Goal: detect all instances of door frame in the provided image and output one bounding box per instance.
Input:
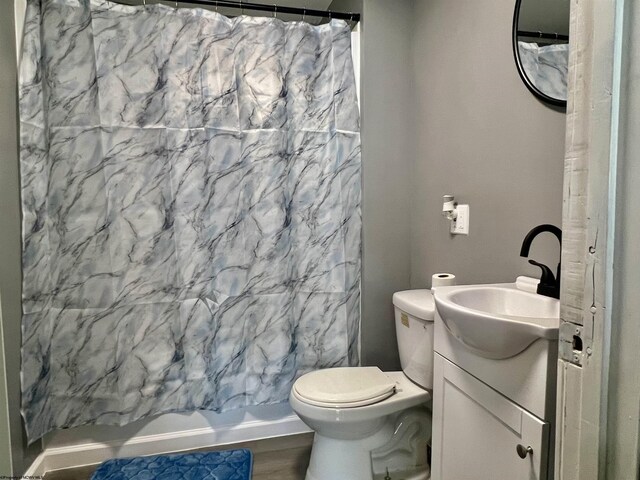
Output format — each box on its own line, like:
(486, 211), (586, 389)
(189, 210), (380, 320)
(556, 0), (640, 478)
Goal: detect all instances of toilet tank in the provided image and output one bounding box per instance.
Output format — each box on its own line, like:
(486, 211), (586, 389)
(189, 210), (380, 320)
(393, 289), (435, 390)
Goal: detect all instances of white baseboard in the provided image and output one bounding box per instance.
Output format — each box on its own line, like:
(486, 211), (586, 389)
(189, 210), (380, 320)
(24, 414), (310, 476)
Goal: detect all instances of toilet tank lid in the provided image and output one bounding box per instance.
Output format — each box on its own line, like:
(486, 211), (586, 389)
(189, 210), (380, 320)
(392, 289), (435, 321)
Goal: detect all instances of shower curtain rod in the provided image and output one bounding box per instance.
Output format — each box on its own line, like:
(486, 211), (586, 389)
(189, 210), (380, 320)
(125, 0), (360, 22)
(517, 30), (569, 41)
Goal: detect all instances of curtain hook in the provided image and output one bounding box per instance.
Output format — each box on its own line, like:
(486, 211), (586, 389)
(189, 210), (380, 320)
(273, 4), (277, 18)
(215, 1), (218, 12)
(142, 0), (146, 6)
(240, 0), (244, 15)
(175, 0), (178, 8)
(302, 8), (306, 22)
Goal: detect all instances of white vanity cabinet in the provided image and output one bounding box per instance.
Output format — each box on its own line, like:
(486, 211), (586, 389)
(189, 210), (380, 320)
(431, 354), (550, 480)
(431, 285), (559, 480)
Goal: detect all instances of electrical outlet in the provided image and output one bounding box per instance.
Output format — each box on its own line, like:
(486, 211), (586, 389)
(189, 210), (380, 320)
(450, 204), (469, 235)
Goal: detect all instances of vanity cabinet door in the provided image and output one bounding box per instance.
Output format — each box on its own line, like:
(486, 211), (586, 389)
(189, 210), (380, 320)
(432, 354), (550, 480)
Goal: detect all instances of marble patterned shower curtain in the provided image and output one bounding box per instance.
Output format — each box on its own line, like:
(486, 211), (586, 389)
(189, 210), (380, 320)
(19, 0), (360, 441)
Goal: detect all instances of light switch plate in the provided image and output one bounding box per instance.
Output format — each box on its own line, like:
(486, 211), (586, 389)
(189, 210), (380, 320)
(450, 204), (469, 235)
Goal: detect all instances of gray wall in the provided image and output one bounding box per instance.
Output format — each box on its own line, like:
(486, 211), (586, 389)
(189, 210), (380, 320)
(0, 2), (40, 474)
(330, 0), (415, 370)
(358, 0), (415, 371)
(410, 0), (565, 289)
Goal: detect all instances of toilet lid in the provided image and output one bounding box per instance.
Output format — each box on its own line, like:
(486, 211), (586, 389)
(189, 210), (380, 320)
(293, 367), (396, 408)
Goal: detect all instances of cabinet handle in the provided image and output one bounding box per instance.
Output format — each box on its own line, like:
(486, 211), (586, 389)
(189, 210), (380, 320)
(516, 444), (534, 459)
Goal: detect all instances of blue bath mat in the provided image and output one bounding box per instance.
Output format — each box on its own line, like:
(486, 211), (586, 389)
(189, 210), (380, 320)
(90, 449), (253, 480)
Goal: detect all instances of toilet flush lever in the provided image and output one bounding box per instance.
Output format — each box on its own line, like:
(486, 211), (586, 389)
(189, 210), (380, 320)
(516, 444), (534, 459)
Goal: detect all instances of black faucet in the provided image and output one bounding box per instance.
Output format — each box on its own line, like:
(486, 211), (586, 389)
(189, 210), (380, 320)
(520, 224), (562, 299)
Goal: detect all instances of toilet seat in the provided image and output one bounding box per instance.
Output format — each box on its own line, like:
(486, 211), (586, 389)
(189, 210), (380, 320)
(293, 367), (396, 408)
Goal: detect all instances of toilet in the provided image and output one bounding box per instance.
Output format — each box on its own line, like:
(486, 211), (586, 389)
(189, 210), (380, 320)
(289, 289), (435, 480)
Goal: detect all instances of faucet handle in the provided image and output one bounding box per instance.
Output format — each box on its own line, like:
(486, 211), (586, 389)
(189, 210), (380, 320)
(528, 259), (556, 285)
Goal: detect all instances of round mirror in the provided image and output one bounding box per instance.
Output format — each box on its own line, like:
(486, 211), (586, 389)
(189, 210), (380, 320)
(512, 0), (570, 107)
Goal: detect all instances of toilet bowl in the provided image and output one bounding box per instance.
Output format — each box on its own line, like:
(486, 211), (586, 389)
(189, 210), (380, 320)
(290, 290), (435, 480)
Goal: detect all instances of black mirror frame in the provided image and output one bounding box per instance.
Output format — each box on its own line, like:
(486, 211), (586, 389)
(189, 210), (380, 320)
(512, 0), (568, 108)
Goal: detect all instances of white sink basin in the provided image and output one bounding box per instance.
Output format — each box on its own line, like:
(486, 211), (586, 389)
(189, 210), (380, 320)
(433, 283), (560, 359)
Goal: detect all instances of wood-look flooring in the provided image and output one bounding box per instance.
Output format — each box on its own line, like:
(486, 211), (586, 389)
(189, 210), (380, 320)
(43, 433), (314, 480)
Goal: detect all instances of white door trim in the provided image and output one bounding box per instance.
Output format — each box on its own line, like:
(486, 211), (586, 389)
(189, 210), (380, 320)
(556, 0), (636, 478)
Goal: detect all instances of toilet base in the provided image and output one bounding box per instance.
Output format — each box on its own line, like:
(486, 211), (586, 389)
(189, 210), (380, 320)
(304, 407), (431, 480)
(305, 430), (390, 480)
(373, 468), (430, 480)
(307, 468), (429, 480)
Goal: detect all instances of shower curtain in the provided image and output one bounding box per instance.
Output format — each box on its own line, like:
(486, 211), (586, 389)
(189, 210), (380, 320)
(19, 0), (360, 441)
